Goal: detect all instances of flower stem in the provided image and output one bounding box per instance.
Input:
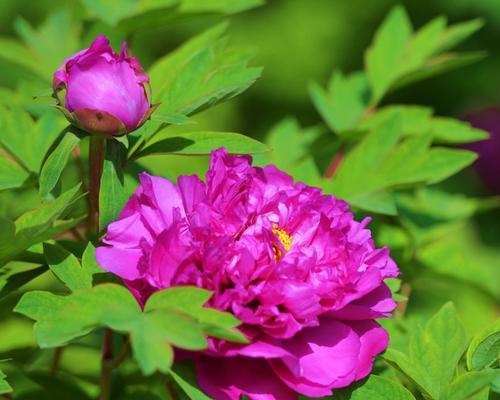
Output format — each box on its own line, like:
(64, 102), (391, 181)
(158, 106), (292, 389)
(99, 328), (113, 400)
(88, 136), (106, 235)
(51, 347), (64, 373)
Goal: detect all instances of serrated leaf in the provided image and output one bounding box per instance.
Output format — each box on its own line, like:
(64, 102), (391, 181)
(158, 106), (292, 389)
(99, 141), (128, 232)
(384, 302), (467, 399)
(0, 184), (83, 267)
(467, 320), (500, 371)
(43, 243), (92, 291)
(309, 71), (369, 133)
(39, 128), (82, 198)
(135, 131), (269, 159)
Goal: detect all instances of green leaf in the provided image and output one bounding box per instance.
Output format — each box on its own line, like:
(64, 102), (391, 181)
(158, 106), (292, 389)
(78, 0), (138, 26)
(81, 242), (106, 276)
(43, 243), (92, 291)
(171, 363), (211, 400)
(443, 369), (498, 400)
(0, 265), (48, 302)
(0, 184), (83, 267)
(467, 320), (500, 371)
(365, 5), (412, 103)
(150, 113), (195, 126)
(384, 302), (467, 399)
(145, 287), (248, 344)
(16, 284), (245, 375)
(255, 118), (322, 187)
(149, 23), (261, 118)
(136, 131), (269, 159)
(309, 71), (369, 133)
(39, 128), (82, 198)
(0, 369), (12, 394)
(0, 157), (30, 191)
(0, 107), (65, 174)
(99, 141), (128, 232)
(365, 7), (482, 104)
(340, 375), (416, 400)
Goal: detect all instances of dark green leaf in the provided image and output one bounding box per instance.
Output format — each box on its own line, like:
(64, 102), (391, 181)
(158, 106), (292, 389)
(39, 128), (82, 198)
(99, 141), (128, 232)
(171, 363), (211, 400)
(0, 184), (83, 267)
(0, 265), (48, 302)
(338, 375), (416, 400)
(150, 112), (195, 125)
(136, 131), (269, 159)
(467, 320), (500, 371)
(384, 302), (467, 399)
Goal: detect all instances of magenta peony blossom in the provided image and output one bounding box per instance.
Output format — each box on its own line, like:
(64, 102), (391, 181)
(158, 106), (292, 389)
(53, 35), (152, 136)
(463, 107), (500, 194)
(96, 148), (399, 399)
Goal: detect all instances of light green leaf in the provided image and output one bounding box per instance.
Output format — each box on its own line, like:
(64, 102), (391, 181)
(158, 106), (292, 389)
(39, 128), (82, 198)
(136, 131), (269, 159)
(0, 37), (44, 78)
(43, 243), (92, 291)
(342, 375), (416, 400)
(149, 23), (261, 118)
(171, 364), (211, 400)
(384, 302), (467, 399)
(467, 320), (500, 371)
(256, 118), (322, 187)
(0, 184), (83, 267)
(365, 5), (412, 103)
(443, 369), (498, 400)
(0, 157), (30, 191)
(78, 0), (138, 26)
(0, 369), (12, 395)
(82, 242), (106, 276)
(99, 141), (129, 232)
(146, 287), (248, 344)
(0, 265), (48, 302)
(309, 71), (369, 133)
(180, 0), (263, 14)
(365, 7), (482, 103)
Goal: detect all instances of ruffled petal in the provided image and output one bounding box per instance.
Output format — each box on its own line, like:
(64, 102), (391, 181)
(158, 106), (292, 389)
(196, 356), (296, 400)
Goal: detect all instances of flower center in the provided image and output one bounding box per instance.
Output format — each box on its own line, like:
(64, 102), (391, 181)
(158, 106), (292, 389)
(272, 223), (292, 260)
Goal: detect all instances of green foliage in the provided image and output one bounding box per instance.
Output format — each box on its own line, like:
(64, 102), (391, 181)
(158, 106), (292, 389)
(467, 320), (500, 371)
(15, 284), (245, 375)
(384, 303), (477, 400)
(39, 128), (83, 198)
(365, 6), (483, 104)
(0, 2), (497, 399)
(0, 184), (83, 267)
(0, 369), (12, 394)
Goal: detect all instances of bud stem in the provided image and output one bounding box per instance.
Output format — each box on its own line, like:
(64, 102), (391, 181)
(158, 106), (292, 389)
(88, 136), (106, 235)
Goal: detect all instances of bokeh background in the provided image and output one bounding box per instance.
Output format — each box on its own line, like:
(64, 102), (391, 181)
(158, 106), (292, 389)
(0, 1), (498, 398)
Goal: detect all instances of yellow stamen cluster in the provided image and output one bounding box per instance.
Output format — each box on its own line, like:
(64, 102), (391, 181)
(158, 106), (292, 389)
(272, 223), (293, 259)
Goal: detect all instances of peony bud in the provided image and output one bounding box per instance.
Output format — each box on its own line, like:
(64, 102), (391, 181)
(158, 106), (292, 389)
(53, 35), (153, 136)
(463, 108), (500, 195)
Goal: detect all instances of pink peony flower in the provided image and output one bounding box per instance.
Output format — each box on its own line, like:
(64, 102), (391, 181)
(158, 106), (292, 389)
(96, 148), (399, 399)
(53, 35), (152, 136)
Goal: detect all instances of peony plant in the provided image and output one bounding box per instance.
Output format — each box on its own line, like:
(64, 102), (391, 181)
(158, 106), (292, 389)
(1, 4), (498, 400)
